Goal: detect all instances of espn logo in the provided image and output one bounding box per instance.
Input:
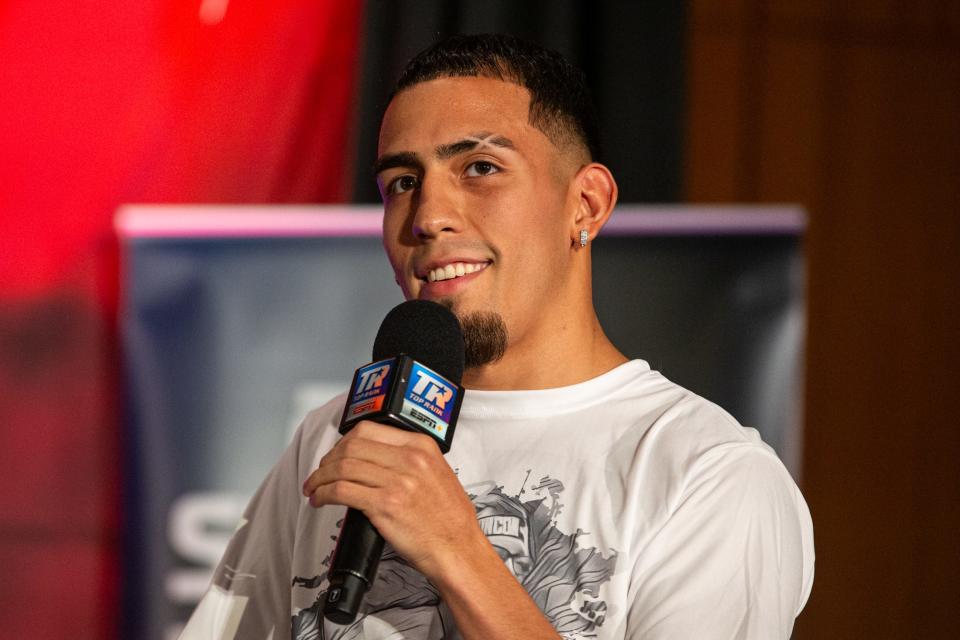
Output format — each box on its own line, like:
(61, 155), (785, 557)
(350, 397), (383, 415)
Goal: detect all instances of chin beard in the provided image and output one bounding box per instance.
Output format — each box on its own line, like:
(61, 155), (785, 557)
(460, 311), (508, 368)
(437, 300), (508, 369)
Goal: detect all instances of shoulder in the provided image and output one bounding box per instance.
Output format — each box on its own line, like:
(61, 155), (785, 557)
(640, 377), (803, 524)
(299, 392), (348, 436)
(613, 368), (813, 557)
(620, 372), (815, 619)
(603, 369), (782, 484)
(291, 392), (348, 473)
(610, 366), (775, 475)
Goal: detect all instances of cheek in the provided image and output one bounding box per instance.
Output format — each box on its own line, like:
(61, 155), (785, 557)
(382, 209), (410, 261)
(382, 209), (403, 245)
(381, 237), (410, 290)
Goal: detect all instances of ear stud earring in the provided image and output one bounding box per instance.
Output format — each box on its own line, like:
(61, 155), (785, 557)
(580, 229), (589, 247)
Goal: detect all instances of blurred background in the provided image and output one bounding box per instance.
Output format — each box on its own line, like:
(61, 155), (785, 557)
(1, 1), (957, 638)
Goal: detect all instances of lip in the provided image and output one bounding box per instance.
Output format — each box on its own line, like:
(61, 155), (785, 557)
(415, 257), (491, 280)
(415, 259), (490, 299)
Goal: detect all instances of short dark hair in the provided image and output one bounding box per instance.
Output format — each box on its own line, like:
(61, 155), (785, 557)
(395, 34), (601, 162)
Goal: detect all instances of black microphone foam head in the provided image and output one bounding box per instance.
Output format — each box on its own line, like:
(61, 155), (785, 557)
(372, 300), (465, 384)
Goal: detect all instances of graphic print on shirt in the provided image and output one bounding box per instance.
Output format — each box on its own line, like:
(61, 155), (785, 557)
(466, 474), (617, 637)
(291, 472), (617, 639)
(291, 521), (450, 640)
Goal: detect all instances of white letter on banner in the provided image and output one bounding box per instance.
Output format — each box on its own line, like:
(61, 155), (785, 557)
(166, 492), (247, 604)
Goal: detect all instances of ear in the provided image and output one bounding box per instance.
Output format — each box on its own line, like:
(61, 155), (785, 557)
(569, 162), (618, 249)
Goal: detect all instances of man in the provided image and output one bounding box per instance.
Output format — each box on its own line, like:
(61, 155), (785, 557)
(181, 34), (814, 640)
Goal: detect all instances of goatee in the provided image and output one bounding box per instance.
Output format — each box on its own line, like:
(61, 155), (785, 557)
(437, 300), (508, 369)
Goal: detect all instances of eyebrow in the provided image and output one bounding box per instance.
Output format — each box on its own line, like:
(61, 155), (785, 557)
(373, 151), (421, 176)
(373, 132), (516, 175)
(436, 133), (516, 159)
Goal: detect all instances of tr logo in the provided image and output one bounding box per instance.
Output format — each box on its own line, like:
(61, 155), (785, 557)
(356, 364), (390, 394)
(411, 369), (453, 409)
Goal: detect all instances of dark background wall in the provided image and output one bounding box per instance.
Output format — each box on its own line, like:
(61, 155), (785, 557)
(349, 1), (686, 203)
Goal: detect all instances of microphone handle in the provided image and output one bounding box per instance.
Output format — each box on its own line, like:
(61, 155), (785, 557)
(323, 507), (385, 624)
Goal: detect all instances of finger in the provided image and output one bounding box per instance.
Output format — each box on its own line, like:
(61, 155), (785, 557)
(308, 477), (381, 511)
(316, 426), (439, 476)
(304, 432), (426, 496)
(307, 464), (422, 514)
(317, 432), (407, 471)
(347, 420), (439, 451)
(302, 455), (393, 497)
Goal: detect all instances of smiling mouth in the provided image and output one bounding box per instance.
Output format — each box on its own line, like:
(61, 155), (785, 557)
(425, 262), (490, 283)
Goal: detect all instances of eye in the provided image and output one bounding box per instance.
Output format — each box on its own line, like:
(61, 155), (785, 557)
(464, 160), (500, 178)
(387, 174), (419, 195)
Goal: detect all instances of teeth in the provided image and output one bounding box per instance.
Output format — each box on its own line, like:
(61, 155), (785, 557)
(426, 262), (487, 282)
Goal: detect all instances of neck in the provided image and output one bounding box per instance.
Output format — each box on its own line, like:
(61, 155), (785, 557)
(461, 307), (627, 391)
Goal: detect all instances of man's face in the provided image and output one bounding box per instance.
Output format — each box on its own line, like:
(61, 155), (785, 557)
(376, 76), (578, 354)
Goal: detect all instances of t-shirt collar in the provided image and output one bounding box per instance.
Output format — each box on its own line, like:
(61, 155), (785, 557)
(458, 359), (651, 420)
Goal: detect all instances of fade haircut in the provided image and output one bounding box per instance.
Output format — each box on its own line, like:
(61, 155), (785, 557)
(395, 33), (601, 162)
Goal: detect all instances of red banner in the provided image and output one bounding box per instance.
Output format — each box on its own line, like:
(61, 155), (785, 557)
(0, 3), (362, 637)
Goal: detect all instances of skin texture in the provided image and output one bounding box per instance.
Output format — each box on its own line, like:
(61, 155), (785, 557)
(303, 75), (625, 639)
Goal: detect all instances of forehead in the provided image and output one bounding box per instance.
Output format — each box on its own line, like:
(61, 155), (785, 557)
(378, 76), (551, 155)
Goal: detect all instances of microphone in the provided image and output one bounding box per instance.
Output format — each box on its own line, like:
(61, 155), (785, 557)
(322, 300), (466, 624)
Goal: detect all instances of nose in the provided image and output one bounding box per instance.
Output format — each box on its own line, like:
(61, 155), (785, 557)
(411, 173), (462, 241)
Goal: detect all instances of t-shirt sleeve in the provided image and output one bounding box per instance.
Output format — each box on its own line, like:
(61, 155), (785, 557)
(178, 423), (306, 640)
(626, 444), (815, 640)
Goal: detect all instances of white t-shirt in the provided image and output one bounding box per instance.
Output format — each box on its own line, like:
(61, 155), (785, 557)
(182, 360), (814, 640)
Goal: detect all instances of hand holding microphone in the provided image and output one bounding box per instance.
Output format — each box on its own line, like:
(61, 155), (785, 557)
(301, 300), (472, 624)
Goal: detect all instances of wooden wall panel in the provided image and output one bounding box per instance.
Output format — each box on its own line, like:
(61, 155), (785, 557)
(686, 2), (960, 637)
(754, 38), (825, 203)
(684, 29), (746, 200)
